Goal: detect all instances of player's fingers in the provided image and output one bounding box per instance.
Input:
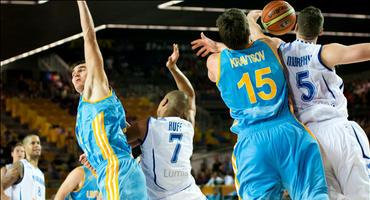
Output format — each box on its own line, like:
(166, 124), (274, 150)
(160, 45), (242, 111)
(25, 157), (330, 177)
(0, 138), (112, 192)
(201, 49), (210, 57)
(201, 32), (206, 39)
(196, 46), (207, 57)
(191, 40), (203, 49)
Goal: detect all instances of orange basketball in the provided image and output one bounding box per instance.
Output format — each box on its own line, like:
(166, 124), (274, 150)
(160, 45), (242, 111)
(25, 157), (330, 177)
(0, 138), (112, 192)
(261, 1), (296, 35)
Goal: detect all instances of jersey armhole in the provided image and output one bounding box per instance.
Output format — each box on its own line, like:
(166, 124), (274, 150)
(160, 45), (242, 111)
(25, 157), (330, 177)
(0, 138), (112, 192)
(318, 46), (333, 71)
(13, 161), (24, 185)
(139, 117), (151, 146)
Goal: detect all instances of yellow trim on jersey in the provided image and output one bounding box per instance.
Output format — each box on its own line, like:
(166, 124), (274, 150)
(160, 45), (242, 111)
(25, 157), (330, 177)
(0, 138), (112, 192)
(92, 115), (108, 159)
(100, 113), (120, 200)
(231, 153), (242, 200)
(216, 53), (221, 86)
(82, 90), (113, 104)
(72, 166), (85, 192)
(287, 108), (317, 140)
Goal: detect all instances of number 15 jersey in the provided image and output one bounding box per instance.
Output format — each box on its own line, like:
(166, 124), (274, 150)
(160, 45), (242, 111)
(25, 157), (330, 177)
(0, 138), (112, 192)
(217, 39), (290, 134)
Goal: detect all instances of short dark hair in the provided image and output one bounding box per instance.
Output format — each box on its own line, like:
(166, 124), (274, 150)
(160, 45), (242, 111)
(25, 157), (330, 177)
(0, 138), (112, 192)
(11, 142), (23, 152)
(71, 60), (86, 69)
(164, 90), (188, 119)
(216, 8), (250, 50)
(297, 6), (324, 39)
(23, 134), (39, 145)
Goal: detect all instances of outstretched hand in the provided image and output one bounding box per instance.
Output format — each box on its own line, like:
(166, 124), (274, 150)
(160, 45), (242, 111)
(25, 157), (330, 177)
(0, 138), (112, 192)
(191, 32), (218, 57)
(166, 43), (180, 70)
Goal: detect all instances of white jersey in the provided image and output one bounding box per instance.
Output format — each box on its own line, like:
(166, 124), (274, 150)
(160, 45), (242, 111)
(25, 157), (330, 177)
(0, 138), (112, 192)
(11, 159), (45, 200)
(140, 117), (205, 200)
(279, 39), (348, 124)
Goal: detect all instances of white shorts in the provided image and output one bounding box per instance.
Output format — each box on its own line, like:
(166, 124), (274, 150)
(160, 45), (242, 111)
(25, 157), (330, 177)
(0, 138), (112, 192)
(149, 183), (206, 200)
(307, 118), (370, 200)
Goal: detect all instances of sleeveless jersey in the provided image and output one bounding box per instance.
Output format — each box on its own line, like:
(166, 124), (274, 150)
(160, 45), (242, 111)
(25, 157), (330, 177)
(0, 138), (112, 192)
(66, 166), (99, 200)
(140, 117), (198, 199)
(279, 39), (348, 124)
(11, 159), (45, 200)
(217, 39), (290, 133)
(76, 90), (131, 170)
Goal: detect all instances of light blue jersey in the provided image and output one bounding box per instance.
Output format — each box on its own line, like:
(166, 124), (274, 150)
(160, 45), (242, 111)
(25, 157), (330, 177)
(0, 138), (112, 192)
(217, 39), (290, 133)
(76, 90), (131, 170)
(66, 166), (99, 200)
(216, 39), (328, 199)
(76, 90), (148, 200)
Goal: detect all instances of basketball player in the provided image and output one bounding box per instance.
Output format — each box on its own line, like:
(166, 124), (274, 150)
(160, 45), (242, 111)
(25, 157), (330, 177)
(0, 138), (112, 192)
(54, 166), (101, 200)
(0, 134), (45, 200)
(245, 7), (370, 200)
(191, 8), (329, 199)
(72, 1), (147, 199)
(0, 142), (25, 199)
(126, 44), (206, 200)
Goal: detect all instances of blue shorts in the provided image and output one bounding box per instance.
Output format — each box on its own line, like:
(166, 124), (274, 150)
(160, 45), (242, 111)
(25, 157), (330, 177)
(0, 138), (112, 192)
(232, 115), (328, 199)
(96, 156), (148, 200)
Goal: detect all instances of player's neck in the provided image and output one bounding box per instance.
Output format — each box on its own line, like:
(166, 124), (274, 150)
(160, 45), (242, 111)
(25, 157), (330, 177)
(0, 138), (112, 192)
(28, 157), (39, 168)
(296, 35), (318, 44)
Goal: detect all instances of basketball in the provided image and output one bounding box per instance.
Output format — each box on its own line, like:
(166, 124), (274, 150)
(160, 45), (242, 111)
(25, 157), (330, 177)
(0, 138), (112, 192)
(261, 1), (296, 35)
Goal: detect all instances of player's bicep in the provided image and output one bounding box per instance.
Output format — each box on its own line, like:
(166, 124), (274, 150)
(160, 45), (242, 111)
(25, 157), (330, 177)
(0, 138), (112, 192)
(206, 53), (220, 83)
(55, 167), (83, 199)
(321, 43), (370, 68)
(84, 40), (109, 88)
(1, 162), (23, 189)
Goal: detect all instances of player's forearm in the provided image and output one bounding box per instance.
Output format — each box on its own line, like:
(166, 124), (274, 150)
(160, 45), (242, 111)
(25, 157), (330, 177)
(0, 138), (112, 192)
(54, 192), (68, 200)
(77, 1), (97, 42)
(247, 16), (265, 41)
(169, 65), (195, 98)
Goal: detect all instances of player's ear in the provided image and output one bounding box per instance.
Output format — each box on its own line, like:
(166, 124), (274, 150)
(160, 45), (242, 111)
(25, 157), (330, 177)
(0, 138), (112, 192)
(294, 23), (298, 32)
(318, 28), (324, 36)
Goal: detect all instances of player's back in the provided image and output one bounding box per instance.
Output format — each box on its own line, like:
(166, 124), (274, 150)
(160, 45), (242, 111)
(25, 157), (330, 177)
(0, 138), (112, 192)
(11, 159), (45, 200)
(217, 39), (290, 134)
(66, 166), (99, 200)
(140, 117), (203, 200)
(279, 40), (348, 125)
(76, 90), (131, 171)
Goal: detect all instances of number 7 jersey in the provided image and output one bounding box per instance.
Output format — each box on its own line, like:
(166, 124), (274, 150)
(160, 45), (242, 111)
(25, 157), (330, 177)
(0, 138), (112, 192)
(140, 117), (204, 200)
(218, 39), (290, 134)
(279, 39), (348, 125)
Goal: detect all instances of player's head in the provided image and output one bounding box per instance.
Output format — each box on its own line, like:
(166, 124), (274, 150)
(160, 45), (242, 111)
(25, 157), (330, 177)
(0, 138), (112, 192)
(157, 90), (188, 118)
(296, 6), (324, 40)
(10, 142), (25, 163)
(216, 8), (250, 50)
(72, 61), (87, 94)
(23, 134), (42, 160)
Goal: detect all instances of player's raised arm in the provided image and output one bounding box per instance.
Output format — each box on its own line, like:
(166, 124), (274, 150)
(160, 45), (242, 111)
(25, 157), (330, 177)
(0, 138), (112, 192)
(321, 43), (370, 69)
(246, 10), (283, 48)
(166, 44), (196, 125)
(77, 1), (109, 100)
(54, 167), (84, 200)
(191, 32), (227, 57)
